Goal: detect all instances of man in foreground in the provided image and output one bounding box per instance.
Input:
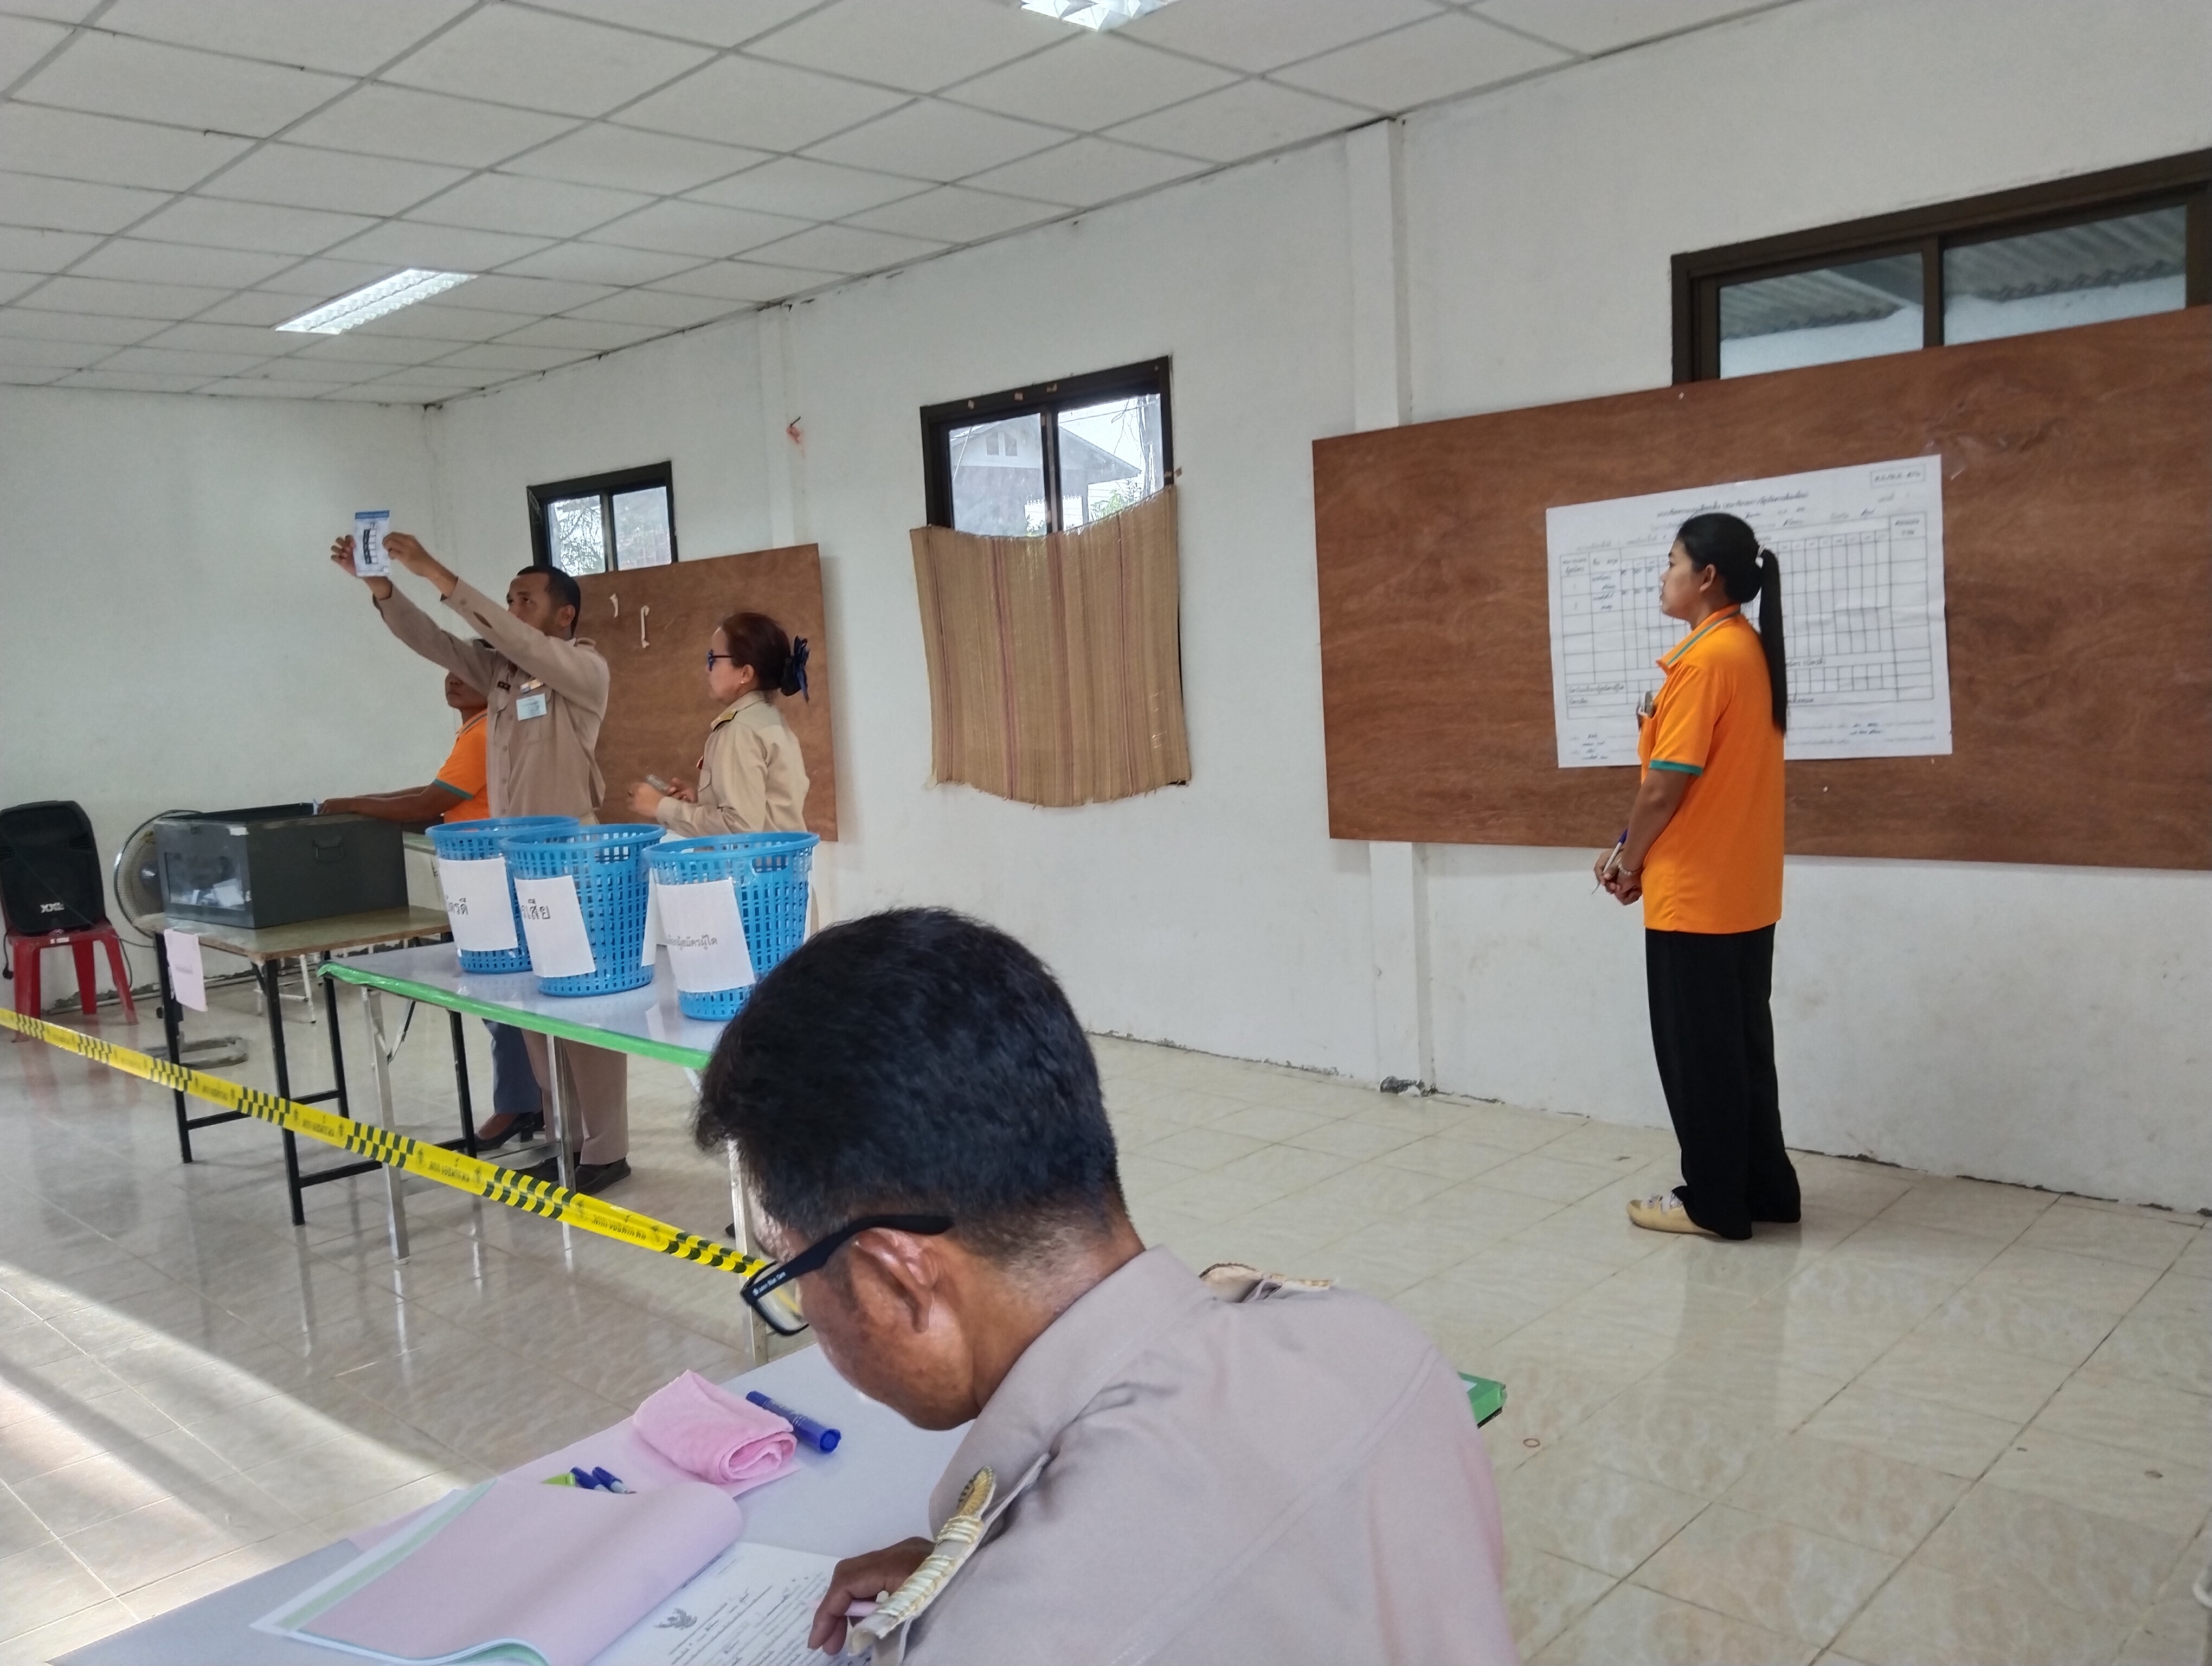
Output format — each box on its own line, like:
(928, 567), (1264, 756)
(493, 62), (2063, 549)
(693, 909), (1516, 1665)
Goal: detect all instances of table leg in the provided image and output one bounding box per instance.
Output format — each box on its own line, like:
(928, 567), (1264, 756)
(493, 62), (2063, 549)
(319, 953), (350, 1120)
(156, 932), (191, 1164)
(726, 1137), (765, 1368)
(360, 986), (411, 1263)
(448, 1009), (477, 1154)
(547, 1036), (575, 1193)
(266, 960), (305, 1227)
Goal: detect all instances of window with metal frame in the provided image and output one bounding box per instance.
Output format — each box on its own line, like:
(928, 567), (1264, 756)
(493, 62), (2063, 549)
(1673, 150), (2211, 382)
(921, 359), (1172, 536)
(527, 463), (677, 576)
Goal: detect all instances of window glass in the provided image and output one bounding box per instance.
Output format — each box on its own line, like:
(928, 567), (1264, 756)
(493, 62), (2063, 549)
(548, 495), (607, 575)
(949, 413), (1045, 536)
(1943, 206), (2187, 346)
(1057, 391), (1165, 529)
(612, 485), (672, 568)
(1719, 253), (1924, 378)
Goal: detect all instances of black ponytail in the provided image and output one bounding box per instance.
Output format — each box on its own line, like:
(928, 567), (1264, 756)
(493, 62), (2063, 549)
(1675, 512), (1787, 734)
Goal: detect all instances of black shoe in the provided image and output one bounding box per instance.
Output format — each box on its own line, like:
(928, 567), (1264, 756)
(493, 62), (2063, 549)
(474, 1113), (543, 1154)
(523, 1156), (629, 1195)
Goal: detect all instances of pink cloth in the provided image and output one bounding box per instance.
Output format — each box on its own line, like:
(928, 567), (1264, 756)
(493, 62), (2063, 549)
(633, 1369), (797, 1489)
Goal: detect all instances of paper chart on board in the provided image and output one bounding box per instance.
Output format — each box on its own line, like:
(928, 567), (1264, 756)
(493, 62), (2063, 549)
(1545, 456), (1952, 767)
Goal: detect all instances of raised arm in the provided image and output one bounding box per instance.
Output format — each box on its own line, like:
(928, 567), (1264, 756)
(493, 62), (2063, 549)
(381, 533), (609, 714)
(331, 534), (499, 693)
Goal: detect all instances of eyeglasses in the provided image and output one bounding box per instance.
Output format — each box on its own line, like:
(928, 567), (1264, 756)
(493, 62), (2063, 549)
(740, 1214), (954, 1335)
(705, 650), (737, 670)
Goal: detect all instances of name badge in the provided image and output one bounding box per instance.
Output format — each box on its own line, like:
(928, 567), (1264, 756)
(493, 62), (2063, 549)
(516, 692), (549, 721)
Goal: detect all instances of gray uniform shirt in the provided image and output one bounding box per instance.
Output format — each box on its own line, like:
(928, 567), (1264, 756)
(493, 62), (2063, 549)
(891, 1247), (1517, 1666)
(374, 578), (608, 819)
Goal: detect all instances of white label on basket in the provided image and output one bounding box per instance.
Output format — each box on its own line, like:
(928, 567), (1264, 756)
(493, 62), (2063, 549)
(435, 856), (518, 954)
(657, 877), (755, 996)
(639, 875), (663, 970)
(512, 875), (596, 978)
(162, 927), (206, 1012)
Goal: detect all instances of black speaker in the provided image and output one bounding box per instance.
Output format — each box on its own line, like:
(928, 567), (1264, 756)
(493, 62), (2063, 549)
(0, 800), (108, 935)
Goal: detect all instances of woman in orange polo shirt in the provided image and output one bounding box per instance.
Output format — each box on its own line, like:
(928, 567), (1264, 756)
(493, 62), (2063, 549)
(1597, 512), (1797, 1241)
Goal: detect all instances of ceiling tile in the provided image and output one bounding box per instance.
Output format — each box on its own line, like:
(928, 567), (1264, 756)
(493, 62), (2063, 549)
(333, 221), (554, 271)
(1122, 0), (1442, 73)
(0, 306), (170, 344)
(0, 227), (99, 272)
(1470, 0), (1768, 54)
(61, 369), (216, 392)
(844, 183), (1058, 243)
(342, 362), (498, 386)
(320, 382), (460, 402)
(254, 257), (411, 298)
(16, 275), (230, 318)
(203, 145), (471, 217)
(100, 345), (274, 376)
(382, 5), (715, 118)
(805, 100), (1063, 183)
(409, 174), (650, 238)
(432, 341), (595, 371)
(147, 321), (307, 355)
(234, 356), (390, 382)
(0, 365), (68, 384)
(503, 124), (766, 195)
(946, 34), (1238, 131)
(353, 302), (530, 341)
(72, 239), (298, 287)
(748, 0), (1069, 95)
(496, 242), (706, 285)
(431, 274), (612, 315)
(1105, 80), (1368, 163)
(196, 290), (315, 325)
(584, 198), (811, 258)
(567, 287), (741, 328)
(287, 332), (462, 365)
(963, 136), (1201, 206)
(743, 222), (944, 274)
(0, 2), (104, 22)
(0, 106), (251, 193)
(95, 0), (473, 76)
(16, 34), (352, 136)
(0, 170), (171, 234)
(619, 55), (907, 151)
(687, 157), (923, 220)
(0, 271), (42, 305)
(526, 0), (816, 48)
(0, 336), (108, 368)
(130, 197), (375, 255)
(0, 12), (68, 81)
(203, 377), (348, 397)
(1275, 12), (1569, 110)
(646, 258), (836, 301)
(494, 316), (664, 350)
(286, 85), (581, 168)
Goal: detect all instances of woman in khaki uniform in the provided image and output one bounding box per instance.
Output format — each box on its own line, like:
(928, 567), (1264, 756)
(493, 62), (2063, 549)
(629, 611), (811, 838)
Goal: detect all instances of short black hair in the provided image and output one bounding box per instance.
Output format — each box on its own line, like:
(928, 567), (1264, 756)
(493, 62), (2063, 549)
(519, 564), (582, 625)
(694, 908), (1124, 1264)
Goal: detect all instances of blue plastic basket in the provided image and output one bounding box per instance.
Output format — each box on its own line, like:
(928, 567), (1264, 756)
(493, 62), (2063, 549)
(645, 831), (818, 1020)
(426, 816), (580, 973)
(500, 825), (664, 997)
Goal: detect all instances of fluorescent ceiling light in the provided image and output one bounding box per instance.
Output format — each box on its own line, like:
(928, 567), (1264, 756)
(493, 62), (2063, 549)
(276, 269), (475, 335)
(1021, 0), (1178, 31)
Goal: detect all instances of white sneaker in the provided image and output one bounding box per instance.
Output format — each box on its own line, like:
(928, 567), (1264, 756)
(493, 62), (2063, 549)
(1626, 1192), (1718, 1238)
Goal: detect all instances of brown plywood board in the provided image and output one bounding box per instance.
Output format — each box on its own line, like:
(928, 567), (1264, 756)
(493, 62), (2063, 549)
(578, 545), (838, 839)
(1314, 308), (2212, 869)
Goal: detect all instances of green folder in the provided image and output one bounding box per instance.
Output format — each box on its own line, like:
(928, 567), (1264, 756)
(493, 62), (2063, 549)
(1458, 1372), (1507, 1427)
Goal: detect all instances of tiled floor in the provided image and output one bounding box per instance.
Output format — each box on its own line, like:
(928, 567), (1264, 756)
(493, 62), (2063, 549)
(2, 982), (2207, 1664)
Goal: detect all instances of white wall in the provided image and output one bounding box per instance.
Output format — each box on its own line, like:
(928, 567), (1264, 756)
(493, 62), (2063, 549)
(405, 0), (2210, 1208)
(0, 388), (445, 990)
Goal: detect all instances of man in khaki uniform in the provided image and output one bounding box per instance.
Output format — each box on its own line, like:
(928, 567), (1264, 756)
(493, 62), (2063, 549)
(693, 910), (1517, 1666)
(327, 530), (632, 1194)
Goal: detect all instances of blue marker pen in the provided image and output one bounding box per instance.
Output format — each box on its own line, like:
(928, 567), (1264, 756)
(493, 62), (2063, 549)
(747, 1389), (841, 1453)
(590, 1468), (634, 1494)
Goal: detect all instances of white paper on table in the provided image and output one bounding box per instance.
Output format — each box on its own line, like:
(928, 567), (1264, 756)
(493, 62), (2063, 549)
(513, 875), (596, 978)
(655, 879), (755, 995)
(595, 1541), (838, 1666)
(354, 509), (392, 577)
(436, 856), (519, 954)
(162, 927), (206, 1011)
(639, 877), (664, 970)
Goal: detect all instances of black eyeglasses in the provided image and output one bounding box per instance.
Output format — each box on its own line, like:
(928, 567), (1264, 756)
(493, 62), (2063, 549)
(705, 650), (738, 670)
(741, 1214), (953, 1335)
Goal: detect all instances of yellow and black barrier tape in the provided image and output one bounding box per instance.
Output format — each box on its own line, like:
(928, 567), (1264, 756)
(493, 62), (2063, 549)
(0, 1006), (770, 1281)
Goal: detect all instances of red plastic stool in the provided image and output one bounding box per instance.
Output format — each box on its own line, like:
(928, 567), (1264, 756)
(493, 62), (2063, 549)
(7, 925), (138, 1029)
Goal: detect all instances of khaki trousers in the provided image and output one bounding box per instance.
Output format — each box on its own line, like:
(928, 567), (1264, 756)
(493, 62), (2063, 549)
(520, 1032), (629, 1165)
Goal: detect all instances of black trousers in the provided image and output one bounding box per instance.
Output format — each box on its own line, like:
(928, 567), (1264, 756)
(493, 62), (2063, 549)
(1645, 926), (1799, 1240)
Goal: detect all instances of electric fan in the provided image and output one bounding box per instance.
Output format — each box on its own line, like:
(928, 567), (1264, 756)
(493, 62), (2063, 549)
(112, 812), (247, 1069)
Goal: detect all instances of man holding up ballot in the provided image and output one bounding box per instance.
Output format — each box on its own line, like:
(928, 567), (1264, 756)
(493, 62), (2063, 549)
(327, 529), (632, 1194)
(693, 911), (1516, 1665)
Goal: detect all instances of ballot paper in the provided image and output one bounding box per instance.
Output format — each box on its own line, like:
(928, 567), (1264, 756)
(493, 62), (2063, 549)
(254, 1477), (743, 1666)
(595, 1540), (838, 1666)
(162, 927), (205, 1011)
(437, 856), (519, 954)
(513, 875), (596, 978)
(355, 509), (393, 577)
(655, 878), (755, 996)
(639, 876), (663, 970)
